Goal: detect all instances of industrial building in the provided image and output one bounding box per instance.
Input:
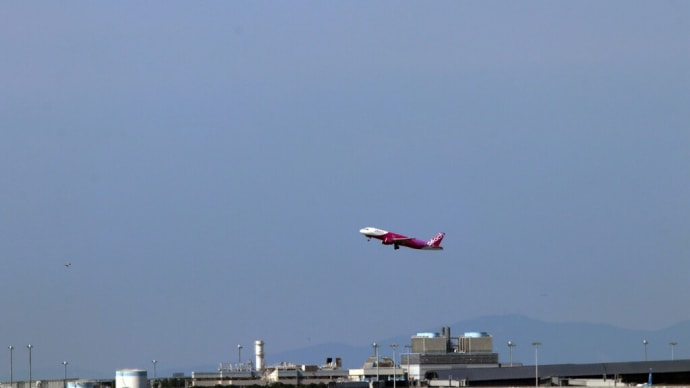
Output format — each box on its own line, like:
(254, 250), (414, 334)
(4, 327), (690, 388)
(187, 327), (690, 387)
(347, 327), (499, 383)
(401, 327), (499, 381)
(190, 340), (349, 387)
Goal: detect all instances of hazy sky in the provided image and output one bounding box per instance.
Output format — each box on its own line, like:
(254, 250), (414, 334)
(1, 1), (689, 380)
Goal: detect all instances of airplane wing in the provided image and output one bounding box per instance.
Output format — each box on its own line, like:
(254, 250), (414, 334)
(391, 237), (414, 242)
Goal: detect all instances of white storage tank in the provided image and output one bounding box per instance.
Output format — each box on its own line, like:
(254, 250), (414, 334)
(255, 340), (265, 372)
(116, 369), (147, 388)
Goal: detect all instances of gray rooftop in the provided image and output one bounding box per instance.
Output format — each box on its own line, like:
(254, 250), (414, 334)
(434, 359), (690, 385)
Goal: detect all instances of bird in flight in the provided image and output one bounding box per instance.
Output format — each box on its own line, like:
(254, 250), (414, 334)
(64, 262), (71, 268)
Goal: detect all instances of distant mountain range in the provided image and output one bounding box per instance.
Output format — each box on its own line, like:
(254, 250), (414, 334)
(269, 315), (690, 369)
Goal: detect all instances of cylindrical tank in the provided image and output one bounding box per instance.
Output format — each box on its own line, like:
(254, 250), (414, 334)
(254, 340), (264, 371)
(116, 369), (147, 388)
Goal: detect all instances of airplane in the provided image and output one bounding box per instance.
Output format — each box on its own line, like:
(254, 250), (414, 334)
(359, 227), (445, 250)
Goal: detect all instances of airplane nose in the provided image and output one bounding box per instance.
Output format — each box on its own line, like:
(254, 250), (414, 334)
(359, 228), (369, 235)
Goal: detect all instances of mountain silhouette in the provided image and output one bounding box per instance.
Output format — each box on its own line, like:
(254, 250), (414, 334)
(268, 315), (690, 370)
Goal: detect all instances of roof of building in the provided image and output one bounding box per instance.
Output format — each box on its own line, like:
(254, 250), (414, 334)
(433, 359), (690, 385)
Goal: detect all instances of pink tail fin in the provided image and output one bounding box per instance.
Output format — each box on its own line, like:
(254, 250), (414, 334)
(427, 232), (445, 247)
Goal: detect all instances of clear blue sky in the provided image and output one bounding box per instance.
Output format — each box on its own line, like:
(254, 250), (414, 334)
(1, 1), (688, 380)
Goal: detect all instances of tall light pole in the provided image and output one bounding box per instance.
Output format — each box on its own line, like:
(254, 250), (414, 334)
(390, 344), (399, 388)
(8, 345), (14, 388)
(372, 342), (379, 383)
(62, 361), (68, 388)
(404, 344), (412, 385)
(27, 344), (33, 388)
(237, 344), (243, 365)
(152, 360), (157, 379)
(532, 342), (541, 387)
(642, 340), (648, 361)
(669, 342), (678, 361)
(507, 341), (516, 367)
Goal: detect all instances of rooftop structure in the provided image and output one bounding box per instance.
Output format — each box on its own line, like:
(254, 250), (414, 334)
(400, 327), (499, 381)
(191, 340), (347, 387)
